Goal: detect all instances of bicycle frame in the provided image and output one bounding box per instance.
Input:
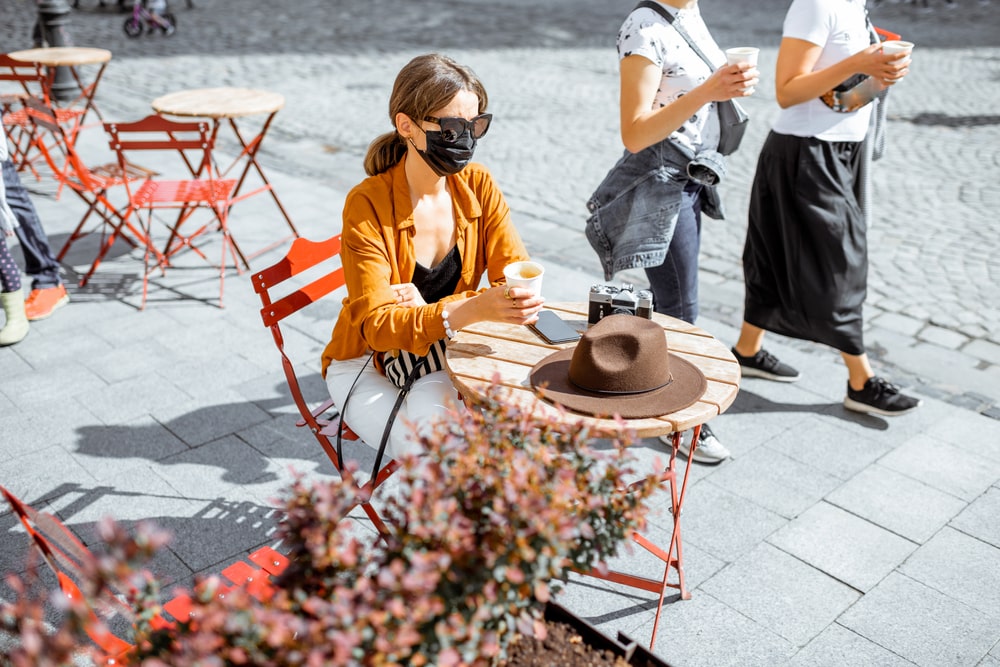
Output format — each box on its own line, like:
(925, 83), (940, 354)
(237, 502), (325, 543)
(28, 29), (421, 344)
(122, 1), (176, 37)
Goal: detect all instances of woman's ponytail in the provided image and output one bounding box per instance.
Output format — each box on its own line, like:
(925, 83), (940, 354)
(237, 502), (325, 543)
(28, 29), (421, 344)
(363, 131), (408, 177)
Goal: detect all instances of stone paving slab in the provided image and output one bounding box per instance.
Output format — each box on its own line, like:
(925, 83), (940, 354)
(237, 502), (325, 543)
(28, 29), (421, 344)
(787, 623), (916, 667)
(879, 434), (1000, 502)
(768, 502), (918, 593)
(898, 527), (1000, 617)
(826, 464), (969, 544)
(699, 543), (860, 646)
(839, 572), (1000, 667)
(949, 487), (1000, 550)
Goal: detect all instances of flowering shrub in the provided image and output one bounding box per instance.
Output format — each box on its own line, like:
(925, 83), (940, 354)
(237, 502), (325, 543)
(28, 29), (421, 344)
(1, 384), (660, 666)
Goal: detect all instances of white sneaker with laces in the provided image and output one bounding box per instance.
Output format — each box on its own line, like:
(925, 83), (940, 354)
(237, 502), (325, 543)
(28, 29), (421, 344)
(658, 424), (731, 464)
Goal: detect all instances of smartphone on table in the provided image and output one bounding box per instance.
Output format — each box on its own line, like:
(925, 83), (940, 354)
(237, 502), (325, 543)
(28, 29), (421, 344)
(528, 310), (581, 345)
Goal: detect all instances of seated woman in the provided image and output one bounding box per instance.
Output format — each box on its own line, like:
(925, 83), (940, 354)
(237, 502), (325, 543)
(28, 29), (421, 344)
(321, 53), (544, 462)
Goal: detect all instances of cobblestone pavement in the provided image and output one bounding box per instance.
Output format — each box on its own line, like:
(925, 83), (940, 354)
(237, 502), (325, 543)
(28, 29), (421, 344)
(3, 1), (1000, 665)
(8, 0), (997, 414)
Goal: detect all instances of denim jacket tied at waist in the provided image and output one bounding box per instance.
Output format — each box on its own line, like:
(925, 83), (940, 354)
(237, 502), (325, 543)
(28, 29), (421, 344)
(585, 137), (726, 281)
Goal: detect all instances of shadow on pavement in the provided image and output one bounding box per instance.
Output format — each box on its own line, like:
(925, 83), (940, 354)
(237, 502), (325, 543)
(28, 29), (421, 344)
(906, 112), (1000, 127)
(726, 388), (891, 431)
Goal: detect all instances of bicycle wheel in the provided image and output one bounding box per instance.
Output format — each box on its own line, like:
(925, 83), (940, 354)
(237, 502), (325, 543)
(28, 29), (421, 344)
(161, 12), (176, 36)
(123, 16), (143, 37)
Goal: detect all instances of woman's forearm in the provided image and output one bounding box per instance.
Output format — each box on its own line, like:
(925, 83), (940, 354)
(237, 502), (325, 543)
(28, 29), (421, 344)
(620, 87), (711, 153)
(776, 56), (862, 108)
(775, 38), (878, 109)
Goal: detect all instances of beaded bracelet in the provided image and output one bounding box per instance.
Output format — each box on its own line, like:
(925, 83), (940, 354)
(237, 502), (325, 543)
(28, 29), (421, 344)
(442, 308), (456, 339)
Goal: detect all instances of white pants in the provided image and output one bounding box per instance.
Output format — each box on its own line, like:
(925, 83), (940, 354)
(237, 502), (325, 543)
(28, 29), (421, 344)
(325, 355), (459, 461)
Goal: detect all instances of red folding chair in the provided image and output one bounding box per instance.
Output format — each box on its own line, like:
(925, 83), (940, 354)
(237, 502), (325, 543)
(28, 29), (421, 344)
(1, 485), (287, 663)
(104, 114), (240, 308)
(1, 53), (85, 184)
(252, 234), (400, 536)
(25, 98), (156, 289)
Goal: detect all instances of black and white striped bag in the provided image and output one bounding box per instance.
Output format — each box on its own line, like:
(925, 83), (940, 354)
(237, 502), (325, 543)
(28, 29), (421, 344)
(382, 338), (448, 389)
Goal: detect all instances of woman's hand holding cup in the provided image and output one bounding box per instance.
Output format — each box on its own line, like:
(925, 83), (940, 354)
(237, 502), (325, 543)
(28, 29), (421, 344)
(725, 47), (760, 95)
(880, 40), (913, 85)
(500, 260), (545, 324)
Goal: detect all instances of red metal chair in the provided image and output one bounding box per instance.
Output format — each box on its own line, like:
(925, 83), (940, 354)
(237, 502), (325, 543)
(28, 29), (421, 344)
(104, 114), (240, 308)
(252, 234), (400, 536)
(25, 98), (156, 289)
(1, 53), (85, 183)
(1, 485), (287, 663)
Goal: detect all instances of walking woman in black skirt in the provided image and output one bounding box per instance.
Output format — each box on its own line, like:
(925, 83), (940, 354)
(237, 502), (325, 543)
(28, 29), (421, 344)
(732, 0), (921, 416)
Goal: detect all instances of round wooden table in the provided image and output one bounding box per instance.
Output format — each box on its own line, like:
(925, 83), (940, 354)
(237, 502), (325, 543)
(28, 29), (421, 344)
(445, 301), (741, 646)
(445, 301), (740, 437)
(7, 47), (112, 121)
(7, 47), (112, 68)
(151, 87), (285, 120)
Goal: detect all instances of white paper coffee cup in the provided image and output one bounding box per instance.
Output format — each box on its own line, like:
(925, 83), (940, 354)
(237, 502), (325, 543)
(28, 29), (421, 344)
(725, 47), (760, 94)
(881, 40), (914, 57)
(503, 261), (544, 296)
(725, 47), (760, 66)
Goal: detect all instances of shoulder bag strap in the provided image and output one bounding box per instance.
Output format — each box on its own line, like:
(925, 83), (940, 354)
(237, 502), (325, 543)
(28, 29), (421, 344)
(337, 352), (425, 487)
(336, 351), (373, 475)
(634, 0), (718, 72)
(370, 353), (432, 482)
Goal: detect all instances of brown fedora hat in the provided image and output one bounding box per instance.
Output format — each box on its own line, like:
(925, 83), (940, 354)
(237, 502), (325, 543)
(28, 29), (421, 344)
(530, 314), (706, 419)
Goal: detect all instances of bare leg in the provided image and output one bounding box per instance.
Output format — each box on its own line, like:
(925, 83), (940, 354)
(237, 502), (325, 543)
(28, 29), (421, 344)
(733, 321), (766, 357)
(841, 352), (874, 391)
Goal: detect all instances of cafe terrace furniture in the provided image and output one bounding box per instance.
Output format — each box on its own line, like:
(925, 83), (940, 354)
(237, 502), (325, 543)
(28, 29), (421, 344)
(26, 98), (155, 287)
(6, 46), (112, 125)
(1, 52), (87, 182)
(1, 484), (289, 663)
(152, 87), (300, 262)
(252, 233), (401, 537)
(104, 114), (240, 309)
(444, 302), (740, 647)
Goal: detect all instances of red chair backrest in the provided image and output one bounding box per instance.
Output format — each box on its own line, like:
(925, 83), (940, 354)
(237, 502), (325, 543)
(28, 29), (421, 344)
(0, 53), (47, 99)
(252, 235), (346, 434)
(253, 234), (346, 327)
(104, 114), (216, 179)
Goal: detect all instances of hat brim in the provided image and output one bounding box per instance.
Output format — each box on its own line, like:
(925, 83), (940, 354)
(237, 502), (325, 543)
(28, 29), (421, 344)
(529, 347), (708, 419)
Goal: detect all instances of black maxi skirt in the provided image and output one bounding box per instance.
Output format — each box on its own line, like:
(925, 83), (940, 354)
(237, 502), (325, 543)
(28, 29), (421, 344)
(742, 131), (867, 356)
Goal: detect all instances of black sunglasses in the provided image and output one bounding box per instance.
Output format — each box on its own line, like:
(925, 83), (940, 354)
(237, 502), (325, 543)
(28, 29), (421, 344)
(423, 113), (492, 143)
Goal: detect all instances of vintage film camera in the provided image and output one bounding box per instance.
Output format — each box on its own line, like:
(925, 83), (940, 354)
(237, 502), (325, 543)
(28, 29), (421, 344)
(588, 283), (654, 325)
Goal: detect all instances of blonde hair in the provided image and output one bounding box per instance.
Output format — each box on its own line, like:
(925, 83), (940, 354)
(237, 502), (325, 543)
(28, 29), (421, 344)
(363, 53), (489, 177)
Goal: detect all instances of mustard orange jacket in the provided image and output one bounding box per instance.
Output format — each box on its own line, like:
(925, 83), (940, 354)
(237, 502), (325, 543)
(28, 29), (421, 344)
(321, 160), (529, 376)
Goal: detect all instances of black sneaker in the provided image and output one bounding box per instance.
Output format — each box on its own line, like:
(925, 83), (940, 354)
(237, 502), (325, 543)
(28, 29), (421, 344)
(732, 347), (801, 382)
(844, 377), (922, 416)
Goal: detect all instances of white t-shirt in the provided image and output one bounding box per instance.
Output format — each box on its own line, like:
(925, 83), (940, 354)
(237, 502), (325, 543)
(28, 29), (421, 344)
(617, 1), (725, 153)
(772, 0), (873, 142)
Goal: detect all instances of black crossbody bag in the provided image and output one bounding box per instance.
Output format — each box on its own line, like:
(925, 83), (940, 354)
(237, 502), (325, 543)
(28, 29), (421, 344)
(634, 0), (749, 155)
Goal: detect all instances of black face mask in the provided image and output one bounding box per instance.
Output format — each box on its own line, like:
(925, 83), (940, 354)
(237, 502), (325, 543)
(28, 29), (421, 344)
(413, 128), (477, 176)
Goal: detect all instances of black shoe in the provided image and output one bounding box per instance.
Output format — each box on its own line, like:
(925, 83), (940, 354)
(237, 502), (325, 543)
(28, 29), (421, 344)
(844, 377), (922, 416)
(732, 347), (801, 382)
